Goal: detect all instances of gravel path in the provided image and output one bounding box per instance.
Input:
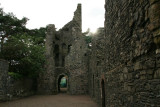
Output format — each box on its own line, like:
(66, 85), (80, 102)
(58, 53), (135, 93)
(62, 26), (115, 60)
(0, 94), (98, 107)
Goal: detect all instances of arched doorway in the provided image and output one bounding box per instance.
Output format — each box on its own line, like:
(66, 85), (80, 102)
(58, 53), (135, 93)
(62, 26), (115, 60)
(58, 75), (68, 93)
(101, 79), (105, 107)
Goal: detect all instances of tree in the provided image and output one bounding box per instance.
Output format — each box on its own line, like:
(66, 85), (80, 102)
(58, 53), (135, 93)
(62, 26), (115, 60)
(0, 6), (46, 79)
(0, 7), (28, 53)
(2, 34), (45, 78)
(28, 27), (46, 46)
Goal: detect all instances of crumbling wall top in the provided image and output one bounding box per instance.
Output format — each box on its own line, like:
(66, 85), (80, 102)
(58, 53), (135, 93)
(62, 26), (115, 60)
(61, 4), (82, 31)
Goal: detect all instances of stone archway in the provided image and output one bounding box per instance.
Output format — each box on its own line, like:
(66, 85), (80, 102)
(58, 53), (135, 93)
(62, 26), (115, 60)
(101, 79), (105, 107)
(57, 74), (68, 93)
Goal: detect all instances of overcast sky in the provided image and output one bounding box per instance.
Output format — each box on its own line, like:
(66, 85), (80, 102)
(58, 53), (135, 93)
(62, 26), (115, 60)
(1, 0), (105, 32)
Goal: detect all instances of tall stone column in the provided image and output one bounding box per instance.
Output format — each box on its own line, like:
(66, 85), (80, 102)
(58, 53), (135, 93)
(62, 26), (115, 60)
(38, 24), (56, 94)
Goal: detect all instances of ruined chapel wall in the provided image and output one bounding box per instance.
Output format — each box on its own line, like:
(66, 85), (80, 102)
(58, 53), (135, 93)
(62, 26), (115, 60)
(64, 4), (88, 94)
(65, 34), (88, 94)
(38, 4), (88, 95)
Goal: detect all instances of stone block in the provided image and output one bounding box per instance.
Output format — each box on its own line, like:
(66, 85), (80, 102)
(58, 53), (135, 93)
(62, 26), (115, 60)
(140, 70), (146, 75)
(149, 0), (160, 5)
(148, 2), (160, 30)
(153, 28), (160, 37)
(128, 73), (133, 80)
(149, 2), (160, 20)
(156, 56), (160, 67)
(134, 61), (143, 71)
(145, 9), (149, 21)
(147, 70), (154, 74)
(127, 96), (133, 102)
(124, 74), (128, 80)
(124, 82), (128, 91)
(127, 86), (132, 92)
(120, 74), (124, 81)
(147, 75), (153, 79)
(153, 35), (160, 46)
(148, 19), (160, 31)
(129, 19), (134, 27)
(143, 60), (155, 69)
(154, 68), (160, 78)
(123, 67), (128, 73)
(135, 73), (140, 79)
(156, 49), (160, 54)
(140, 75), (146, 80)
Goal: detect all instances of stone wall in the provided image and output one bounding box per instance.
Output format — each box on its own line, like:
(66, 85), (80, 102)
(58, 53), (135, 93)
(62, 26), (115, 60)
(0, 60), (34, 101)
(89, 0), (160, 106)
(56, 4), (88, 94)
(0, 59), (8, 101)
(65, 33), (88, 94)
(6, 78), (35, 100)
(88, 28), (105, 104)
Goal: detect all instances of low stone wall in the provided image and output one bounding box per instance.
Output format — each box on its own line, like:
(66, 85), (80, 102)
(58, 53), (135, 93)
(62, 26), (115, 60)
(0, 59), (35, 101)
(0, 59), (9, 101)
(5, 78), (35, 101)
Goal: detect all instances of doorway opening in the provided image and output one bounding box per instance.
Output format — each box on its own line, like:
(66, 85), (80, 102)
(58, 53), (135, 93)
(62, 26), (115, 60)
(101, 79), (105, 107)
(58, 75), (68, 93)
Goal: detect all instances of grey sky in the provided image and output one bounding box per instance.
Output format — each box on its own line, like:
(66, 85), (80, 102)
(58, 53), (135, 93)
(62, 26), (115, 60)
(1, 0), (105, 32)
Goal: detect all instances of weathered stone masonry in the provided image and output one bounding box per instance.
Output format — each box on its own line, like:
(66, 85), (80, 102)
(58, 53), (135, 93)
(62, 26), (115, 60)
(1, 1), (160, 106)
(0, 60), (8, 101)
(38, 4), (88, 95)
(88, 28), (105, 104)
(39, 1), (160, 106)
(0, 60), (34, 101)
(89, 0), (160, 106)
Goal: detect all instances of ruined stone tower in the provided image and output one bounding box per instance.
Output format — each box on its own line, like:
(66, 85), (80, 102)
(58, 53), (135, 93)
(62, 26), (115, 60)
(38, 4), (88, 95)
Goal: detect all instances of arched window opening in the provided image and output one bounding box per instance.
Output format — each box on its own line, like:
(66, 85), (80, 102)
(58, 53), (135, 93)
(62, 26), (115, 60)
(55, 53), (59, 66)
(62, 56), (65, 67)
(68, 45), (72, 53)
(54, 44), (60, 67)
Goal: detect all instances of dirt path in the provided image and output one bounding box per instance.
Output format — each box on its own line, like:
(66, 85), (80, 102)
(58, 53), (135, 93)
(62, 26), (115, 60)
(0, 94), (98, 107)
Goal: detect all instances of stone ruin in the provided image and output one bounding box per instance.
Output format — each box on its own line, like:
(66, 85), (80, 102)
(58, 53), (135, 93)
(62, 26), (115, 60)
(38, 4), (88, 95)
(1, 1), (160, 106)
